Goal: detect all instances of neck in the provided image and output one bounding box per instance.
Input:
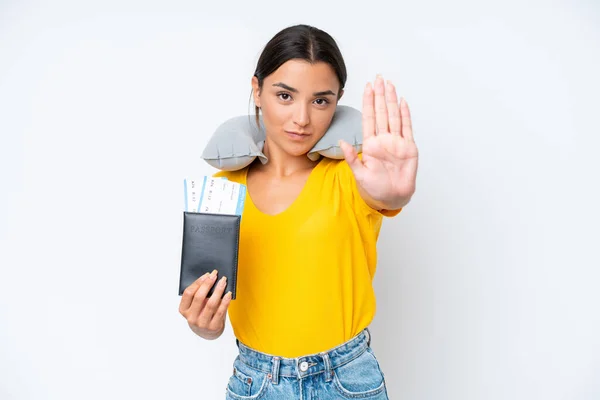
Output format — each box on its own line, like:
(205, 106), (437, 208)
(259, 137), (319, 177)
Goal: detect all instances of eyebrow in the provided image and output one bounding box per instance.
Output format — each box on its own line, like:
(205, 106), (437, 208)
(272, 82), (336, 97)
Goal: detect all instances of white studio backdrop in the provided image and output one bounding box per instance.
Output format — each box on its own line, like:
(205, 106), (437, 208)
(1, 1), (599, 399)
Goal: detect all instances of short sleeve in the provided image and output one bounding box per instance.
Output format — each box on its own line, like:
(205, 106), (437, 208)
(379, 208), (403, 217)
(210, 168), (245, 184)
(334, 159), (403, 218)
(211, 170), (229, 179)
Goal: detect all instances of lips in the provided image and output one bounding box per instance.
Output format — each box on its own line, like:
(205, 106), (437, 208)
(285, 131), (310, 136)
(285, 130), (311, 141)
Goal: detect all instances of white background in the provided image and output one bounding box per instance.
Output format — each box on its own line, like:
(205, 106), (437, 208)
(1, 1), (599, 399)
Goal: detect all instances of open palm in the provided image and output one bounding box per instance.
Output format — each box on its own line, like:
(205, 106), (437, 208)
(340, 74), (418, 208)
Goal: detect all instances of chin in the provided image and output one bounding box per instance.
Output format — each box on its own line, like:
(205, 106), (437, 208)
(285, 145), (312, 157)
(286, 136), (323, 156)
(268, 133), (323, 157)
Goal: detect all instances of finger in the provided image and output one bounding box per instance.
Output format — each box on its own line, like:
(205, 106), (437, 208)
(386, 81), (401, 136)
(179, 272), (210, 314)
(211, 291), (233, 326)
(374, 74), (389, 134)
(187, 270), (218, 319)
(198, 275), (228, 326)
(400, 97), (414, 142)
(362, 82), (375, 139)
(339, 140), (366, 180)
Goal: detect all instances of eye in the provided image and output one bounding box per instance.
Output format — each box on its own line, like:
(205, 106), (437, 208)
(277, 92), (292, 101)
(276, 92), (330, 107)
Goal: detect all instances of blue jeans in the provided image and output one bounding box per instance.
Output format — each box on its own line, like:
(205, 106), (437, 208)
(225, 327), (389, 399)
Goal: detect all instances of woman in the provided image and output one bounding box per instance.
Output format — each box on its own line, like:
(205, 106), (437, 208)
(179, 24), (418, 399)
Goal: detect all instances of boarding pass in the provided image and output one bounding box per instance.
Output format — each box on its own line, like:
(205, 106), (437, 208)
(183, 177), (246, 216)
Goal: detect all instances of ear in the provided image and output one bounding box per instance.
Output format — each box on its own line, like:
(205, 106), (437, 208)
(337, 88), (344, 103)
(251, 76), (261, 107)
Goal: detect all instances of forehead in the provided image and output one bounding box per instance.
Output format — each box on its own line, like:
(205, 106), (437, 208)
(266, 59), (339, 91)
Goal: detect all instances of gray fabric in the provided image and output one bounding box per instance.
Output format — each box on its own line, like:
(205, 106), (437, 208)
(201, 115), (267, 171)
(307, 105), (362, 161)
(201, 105), (362, 171)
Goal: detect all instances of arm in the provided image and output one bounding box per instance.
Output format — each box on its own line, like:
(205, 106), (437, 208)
(357, 183), (411, 212)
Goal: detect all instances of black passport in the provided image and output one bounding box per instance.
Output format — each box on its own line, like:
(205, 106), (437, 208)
(178, 211), (240, 299)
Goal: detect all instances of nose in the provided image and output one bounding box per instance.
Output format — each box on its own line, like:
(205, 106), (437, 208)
(292, 103), (310, 128)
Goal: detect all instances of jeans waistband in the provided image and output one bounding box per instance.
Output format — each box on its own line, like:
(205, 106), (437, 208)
(234, 327), (372, 383)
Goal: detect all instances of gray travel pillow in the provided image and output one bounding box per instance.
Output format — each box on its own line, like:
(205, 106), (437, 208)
(201, 105), (363, 171)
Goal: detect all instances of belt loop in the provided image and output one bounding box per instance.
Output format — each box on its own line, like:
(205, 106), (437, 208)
(365, 327), (371, 347)
(321, 352), (333, 382)
(271, 356), (280, 385)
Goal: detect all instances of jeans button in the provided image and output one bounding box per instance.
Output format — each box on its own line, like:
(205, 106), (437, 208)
(300, 361), (309, 372)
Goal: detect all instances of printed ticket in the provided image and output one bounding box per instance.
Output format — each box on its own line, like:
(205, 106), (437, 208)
(183, 176), (246, 216)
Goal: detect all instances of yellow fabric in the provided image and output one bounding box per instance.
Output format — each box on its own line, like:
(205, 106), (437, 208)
(213, 157), (401, 358)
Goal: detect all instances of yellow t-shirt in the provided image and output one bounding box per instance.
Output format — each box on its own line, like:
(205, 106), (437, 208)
(213, 157), (401, 358)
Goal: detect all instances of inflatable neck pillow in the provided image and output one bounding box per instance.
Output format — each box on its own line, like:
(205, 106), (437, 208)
(201, 105), (363, 171)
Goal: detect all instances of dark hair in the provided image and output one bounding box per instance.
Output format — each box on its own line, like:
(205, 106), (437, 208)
(250, 24), (347, 127)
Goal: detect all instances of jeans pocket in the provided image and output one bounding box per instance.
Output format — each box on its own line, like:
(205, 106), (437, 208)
(226, 357), (270, 399)
(332, 347), (387, 399)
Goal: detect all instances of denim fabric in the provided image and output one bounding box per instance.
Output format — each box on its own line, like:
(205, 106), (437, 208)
(225, 327), (389, 399)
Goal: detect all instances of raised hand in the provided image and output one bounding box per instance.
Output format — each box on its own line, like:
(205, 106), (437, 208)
(339, 74), (418, 210)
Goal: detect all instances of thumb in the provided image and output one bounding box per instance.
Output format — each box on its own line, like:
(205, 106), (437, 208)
(339, 140), (365, 178)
